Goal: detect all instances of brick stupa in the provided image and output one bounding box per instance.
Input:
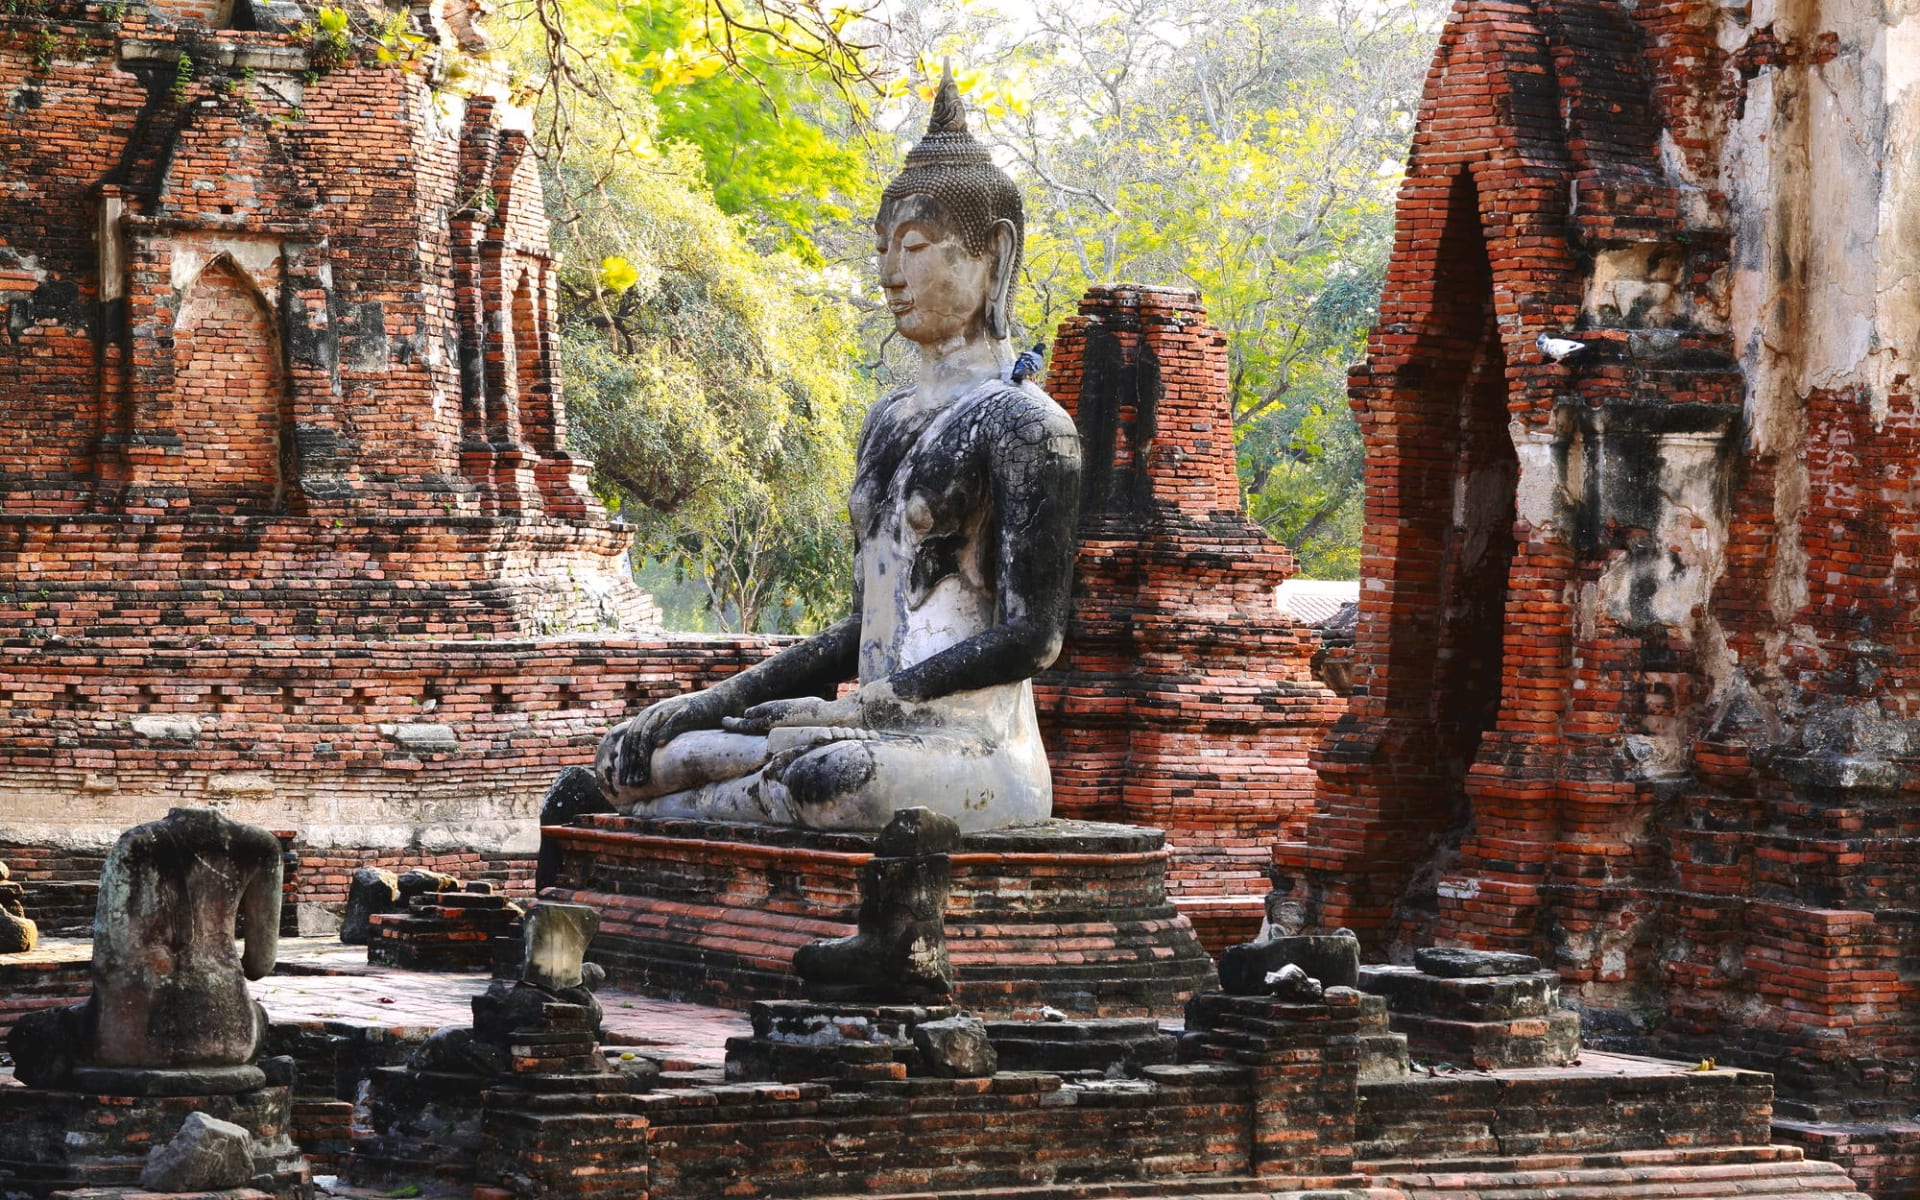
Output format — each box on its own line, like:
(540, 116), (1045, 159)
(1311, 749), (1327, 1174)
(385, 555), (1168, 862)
(1037, 285), (1344, 950)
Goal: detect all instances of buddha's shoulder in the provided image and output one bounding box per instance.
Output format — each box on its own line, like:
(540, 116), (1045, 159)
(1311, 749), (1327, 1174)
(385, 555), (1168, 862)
(962, 380), (1079, 446)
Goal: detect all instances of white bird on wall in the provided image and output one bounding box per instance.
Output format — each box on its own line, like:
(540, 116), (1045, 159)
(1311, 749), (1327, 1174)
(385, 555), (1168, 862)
(1536, 331), (1590, 363)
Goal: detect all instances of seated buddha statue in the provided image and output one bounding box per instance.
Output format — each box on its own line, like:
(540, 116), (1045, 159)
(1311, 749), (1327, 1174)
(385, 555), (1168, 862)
(595, 71), (1083, 833)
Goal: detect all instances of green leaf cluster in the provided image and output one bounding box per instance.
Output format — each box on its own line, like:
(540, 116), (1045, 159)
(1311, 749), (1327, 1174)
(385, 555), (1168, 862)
(911, 0), (1440, 577)
(528, 34), (869, 632)
(569, 0), (879, 260)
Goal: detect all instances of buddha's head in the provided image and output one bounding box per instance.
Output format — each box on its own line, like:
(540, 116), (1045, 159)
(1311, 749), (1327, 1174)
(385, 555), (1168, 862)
(875, 68), (1024, 347)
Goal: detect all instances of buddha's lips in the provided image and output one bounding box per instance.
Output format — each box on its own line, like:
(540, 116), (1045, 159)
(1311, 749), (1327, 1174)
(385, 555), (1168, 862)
(888, 299), (915, 316)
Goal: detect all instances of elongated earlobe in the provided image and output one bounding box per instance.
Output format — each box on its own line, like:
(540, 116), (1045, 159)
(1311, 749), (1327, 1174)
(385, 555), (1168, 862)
(986, 219), (1016, 340)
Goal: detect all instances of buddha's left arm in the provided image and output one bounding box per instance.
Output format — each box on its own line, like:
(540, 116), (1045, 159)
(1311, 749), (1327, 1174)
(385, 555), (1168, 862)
(887, 398), (1083, 703)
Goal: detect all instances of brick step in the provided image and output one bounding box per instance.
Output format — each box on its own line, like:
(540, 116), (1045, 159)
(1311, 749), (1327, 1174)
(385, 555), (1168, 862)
(1378, 1159), (1867, 1199)
(807, 1178), (1363, 1200)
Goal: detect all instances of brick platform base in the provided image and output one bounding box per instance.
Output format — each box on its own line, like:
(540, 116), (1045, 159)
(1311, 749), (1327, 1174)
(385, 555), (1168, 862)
(0, 940), (89, 1038)
(541, 814), (1217, 1017)
(0, 1083), (309, 1200)
(1772, 1117), (1920, 1200)
(1373, 1148), (1866, 1200)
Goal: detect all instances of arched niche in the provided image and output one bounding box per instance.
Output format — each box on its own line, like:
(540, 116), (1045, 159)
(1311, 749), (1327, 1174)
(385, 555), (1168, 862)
(169, 256), (287, 513)
(1379, 168), (1520, 792)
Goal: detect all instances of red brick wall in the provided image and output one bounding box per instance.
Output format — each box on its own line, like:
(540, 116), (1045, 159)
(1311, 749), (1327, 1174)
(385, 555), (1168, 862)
(1273, 0), (1920, 1189)
(1037, 285), (1342, 925)
(0, 513), (654, 638)
(0, 634), (786, 927)
(167, 260), (284, 511)
(0, 0), (639, 615)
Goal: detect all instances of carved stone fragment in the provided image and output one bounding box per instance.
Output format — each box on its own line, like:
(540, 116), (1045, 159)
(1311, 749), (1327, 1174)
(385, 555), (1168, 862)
(793, 807), (958, 1003)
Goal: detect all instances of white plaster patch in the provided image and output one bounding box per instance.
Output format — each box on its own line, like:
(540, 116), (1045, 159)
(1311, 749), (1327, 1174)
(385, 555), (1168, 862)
(169, 237), (285, 295)
(1874, 13), (1920, 409)
(131, 714), (202, 741)
(206, 772), (274, 795)
(1584, 245), (1684, 327)
(379, 722), (460, 754)
(1594, 429), (1730, 635)
(1510, 419), (1564, 530)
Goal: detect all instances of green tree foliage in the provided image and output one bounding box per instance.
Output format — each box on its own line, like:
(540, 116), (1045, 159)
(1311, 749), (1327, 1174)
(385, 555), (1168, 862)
(503, 4), (874, 632)
(617, 1), (876, 256)
(891, 0), (1440, 577)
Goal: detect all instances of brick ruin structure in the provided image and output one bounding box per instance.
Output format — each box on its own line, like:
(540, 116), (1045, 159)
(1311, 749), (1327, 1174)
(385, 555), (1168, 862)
(1037, 284), (1342, 950)
(0, 0), (783, 916)
(1270, 0), (1920, 1192)
(0, 0), (1340, 939)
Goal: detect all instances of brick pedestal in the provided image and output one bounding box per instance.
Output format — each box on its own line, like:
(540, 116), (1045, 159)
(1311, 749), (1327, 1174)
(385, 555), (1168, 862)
(542, 814), (1216, 1017)
(365, 886), (524, 972)
(0, 1084), (309, 1200)
(351, 999), (647, 1200)
(1183, 989), (1368, 1187)
(1359, 954), (1580, 1071)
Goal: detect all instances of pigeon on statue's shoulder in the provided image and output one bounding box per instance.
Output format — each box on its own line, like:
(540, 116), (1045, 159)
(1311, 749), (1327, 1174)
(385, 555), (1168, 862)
(1011, 341), (1047, 384)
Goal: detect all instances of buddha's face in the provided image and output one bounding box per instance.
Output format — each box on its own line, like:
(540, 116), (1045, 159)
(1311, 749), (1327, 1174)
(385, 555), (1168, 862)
(874, 195), (997, 347)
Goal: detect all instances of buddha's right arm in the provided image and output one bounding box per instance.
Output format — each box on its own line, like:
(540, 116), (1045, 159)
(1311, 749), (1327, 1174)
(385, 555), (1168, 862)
(700, 614), (861, 711)
(601, 615), (861, 791)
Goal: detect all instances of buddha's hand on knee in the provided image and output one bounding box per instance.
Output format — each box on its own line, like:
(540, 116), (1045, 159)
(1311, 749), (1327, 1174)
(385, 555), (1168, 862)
(597, 692), (726, 791)
(724, 681), (902, 736)
(723, 694), (859, 735)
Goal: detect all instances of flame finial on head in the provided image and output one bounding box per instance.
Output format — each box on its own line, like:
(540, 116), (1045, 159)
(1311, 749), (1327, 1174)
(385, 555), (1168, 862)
(900, 61), (996, 173)
(927, 62), (968, 138)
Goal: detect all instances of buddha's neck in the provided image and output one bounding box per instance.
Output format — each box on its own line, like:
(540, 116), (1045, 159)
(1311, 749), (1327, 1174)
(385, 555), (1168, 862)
(915, 334), (1011, 407)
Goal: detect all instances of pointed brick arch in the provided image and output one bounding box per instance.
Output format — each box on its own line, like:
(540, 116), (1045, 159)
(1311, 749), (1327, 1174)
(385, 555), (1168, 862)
(1275, 0), (1657, 949)
(169, 256), (286, 513)
(512, 265), (559, 456)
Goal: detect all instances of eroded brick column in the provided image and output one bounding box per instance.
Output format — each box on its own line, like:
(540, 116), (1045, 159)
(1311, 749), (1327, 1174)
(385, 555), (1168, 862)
(1038, 285), (1342, 947)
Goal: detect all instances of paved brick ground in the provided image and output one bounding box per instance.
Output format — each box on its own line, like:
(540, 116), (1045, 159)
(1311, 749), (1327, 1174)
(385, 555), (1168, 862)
(261, 938), (748, 1070)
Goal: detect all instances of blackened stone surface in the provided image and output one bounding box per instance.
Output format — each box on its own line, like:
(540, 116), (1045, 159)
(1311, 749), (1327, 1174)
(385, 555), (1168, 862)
(1413, 947), (1542, 978)
(406, 1026), (509, 1076)
(1359, 964), (1580, 1070)
(1219, 933), (1361, 994)
(346, 1066), (491, 1188)
(1358, 965), (1558, 1021)
(794, 807), (957, 1004)
(139, 1111), (255, 1192)
(912, 1015), (997, 1077)
(340, 868), (400, 946)
(873, 806), (962, 857)
(536, 766), (615, 889)
(982, 1017), (1176, 1075)
(68, 1064), (268, 1096)
(725, 1000), (959, 1083)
